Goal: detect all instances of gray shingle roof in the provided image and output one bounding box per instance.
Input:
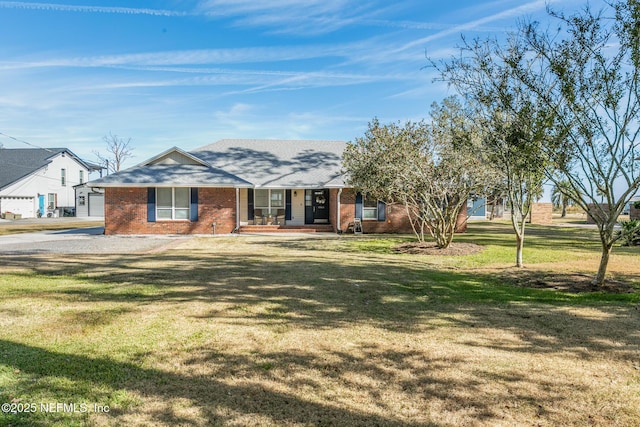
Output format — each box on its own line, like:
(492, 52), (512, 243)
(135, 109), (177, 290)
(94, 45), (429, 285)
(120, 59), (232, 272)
(192, 139), (347, 188)
(0, 148), (67, 190)
(87, 164), (252, 188)
(87, 139), (349, 189)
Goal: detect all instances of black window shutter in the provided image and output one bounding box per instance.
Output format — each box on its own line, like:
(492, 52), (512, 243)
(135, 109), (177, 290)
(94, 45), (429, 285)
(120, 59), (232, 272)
(285, 189), (292, 220)
(248, 188), (254, 220)
(377, 201), (386, 221)
(190, 188), (199, 221)
(355, 193), (363, 219)
(147, 188), (156, 222)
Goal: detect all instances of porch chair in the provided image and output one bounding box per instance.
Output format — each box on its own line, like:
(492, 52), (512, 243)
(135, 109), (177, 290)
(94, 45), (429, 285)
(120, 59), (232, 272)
(274, 209), (286, 225)
(253, 209), (264, 225)
(353, 218), (363, 234)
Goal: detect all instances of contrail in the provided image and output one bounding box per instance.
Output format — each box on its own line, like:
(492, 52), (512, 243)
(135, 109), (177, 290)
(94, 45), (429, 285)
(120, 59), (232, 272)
(0, 1), (188, 17)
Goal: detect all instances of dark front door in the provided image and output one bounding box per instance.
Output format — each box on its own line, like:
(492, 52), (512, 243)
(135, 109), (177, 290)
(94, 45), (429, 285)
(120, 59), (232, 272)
(305, 189), (330, 224)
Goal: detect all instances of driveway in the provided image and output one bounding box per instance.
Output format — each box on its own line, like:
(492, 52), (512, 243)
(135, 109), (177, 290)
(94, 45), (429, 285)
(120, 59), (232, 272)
(0, 226), (192, 255)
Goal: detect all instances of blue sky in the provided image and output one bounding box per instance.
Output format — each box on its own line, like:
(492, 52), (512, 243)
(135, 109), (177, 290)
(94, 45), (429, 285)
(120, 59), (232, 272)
(0, 0), (605, 169)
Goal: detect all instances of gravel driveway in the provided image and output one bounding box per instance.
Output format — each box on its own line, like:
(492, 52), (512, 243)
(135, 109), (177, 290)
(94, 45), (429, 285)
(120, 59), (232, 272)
(0, 227), (192, 255)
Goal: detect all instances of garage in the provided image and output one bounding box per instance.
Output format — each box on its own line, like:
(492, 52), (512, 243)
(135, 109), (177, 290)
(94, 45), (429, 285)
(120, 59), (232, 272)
(88, 193), (105, 216)
(75, 185), (104, 217)
(0, 196), (35, 218)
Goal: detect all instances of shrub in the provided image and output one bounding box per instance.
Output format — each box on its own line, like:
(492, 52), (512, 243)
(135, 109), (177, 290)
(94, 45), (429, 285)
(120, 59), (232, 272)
(617, 220), (640, 246)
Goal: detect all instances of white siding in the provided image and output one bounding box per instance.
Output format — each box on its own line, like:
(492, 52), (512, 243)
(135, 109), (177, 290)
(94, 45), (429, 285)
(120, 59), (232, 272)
(289, 188), (305, 225)
(75, 186), (104, 217)
(239, 188), (248, 224)
(151, 152), (202, 165)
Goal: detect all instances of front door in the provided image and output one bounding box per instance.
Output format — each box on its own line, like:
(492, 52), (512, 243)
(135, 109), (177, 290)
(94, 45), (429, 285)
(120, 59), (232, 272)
(305, 189), (329, 224)
(38, 195), (45, 216)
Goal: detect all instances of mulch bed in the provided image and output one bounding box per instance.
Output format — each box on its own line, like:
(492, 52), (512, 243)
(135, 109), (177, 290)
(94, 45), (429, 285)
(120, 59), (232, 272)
(392, 241), (635, 294)
(498, 270), (636, 294)
(393, 241), (484, 256)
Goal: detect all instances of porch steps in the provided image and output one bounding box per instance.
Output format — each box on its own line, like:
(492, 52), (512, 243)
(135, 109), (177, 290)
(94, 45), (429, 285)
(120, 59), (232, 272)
(238, 224), (335, 233)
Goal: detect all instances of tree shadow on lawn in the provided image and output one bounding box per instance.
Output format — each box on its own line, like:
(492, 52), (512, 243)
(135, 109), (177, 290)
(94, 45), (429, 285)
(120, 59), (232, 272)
(0, 338), (584, 426)
(2, 252), (639, 361)
(2, 251), (640, 424)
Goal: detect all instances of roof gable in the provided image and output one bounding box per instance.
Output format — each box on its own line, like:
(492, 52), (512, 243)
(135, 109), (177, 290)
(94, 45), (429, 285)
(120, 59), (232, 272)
(143, 147), (209, 167)
(87, 146), (251, 188)
(0, 148), (77, 190)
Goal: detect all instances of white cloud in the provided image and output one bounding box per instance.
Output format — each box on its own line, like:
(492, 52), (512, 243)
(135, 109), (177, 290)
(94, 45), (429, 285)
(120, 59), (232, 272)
(398, 0), (549, 52)
(0, 1), (187, 16)
(0, 45), (354, 71)
(195, 0), (386, 34)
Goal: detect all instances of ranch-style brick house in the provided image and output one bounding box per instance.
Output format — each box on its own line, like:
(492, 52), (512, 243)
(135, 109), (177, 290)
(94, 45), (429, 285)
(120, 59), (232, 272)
(88, 139), (416, 235)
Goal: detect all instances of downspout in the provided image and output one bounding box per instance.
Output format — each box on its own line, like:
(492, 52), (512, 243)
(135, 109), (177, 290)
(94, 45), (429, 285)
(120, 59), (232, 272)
(234, 187), (240, 233)
(337, 188), (342, 233)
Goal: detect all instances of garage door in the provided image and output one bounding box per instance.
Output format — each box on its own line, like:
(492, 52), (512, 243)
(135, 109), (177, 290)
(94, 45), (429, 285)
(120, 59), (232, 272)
(1, 196), (35, 218)
(88, 193), (104, 217)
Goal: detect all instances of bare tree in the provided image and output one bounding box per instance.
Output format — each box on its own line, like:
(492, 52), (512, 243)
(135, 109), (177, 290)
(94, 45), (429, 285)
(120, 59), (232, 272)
(94, 132), (134, 174)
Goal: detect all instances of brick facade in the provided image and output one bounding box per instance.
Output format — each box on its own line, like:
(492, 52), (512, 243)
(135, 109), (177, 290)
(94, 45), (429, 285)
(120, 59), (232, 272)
(586, 203), (610, 224)
(332, 188), (413, 234)
(332, 188), (467, 234)
(529, 203), (553, 225)
(105, 186), (473, 235)
(630, 204), (640, 220)
(104, 187), (236, 235)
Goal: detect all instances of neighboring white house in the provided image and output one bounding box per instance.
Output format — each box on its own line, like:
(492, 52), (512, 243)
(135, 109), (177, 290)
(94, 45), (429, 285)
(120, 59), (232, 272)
(0, 148), (100, 218)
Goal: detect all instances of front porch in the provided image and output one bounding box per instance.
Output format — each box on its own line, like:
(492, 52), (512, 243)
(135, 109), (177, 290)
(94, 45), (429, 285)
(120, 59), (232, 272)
(241, 188), (334, 227)
(238, 224), (335, 233)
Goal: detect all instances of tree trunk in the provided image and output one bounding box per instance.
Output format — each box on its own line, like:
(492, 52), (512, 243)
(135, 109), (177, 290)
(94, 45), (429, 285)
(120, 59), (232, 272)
(561, 201), (567, 218)
(593, 240), (613, 287)
(510, 202), (526, 268)
(516, 234), (524, 268)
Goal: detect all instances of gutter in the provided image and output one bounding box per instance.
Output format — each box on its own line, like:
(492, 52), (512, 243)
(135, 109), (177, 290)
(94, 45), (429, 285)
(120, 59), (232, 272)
(337, 188), (342, 233)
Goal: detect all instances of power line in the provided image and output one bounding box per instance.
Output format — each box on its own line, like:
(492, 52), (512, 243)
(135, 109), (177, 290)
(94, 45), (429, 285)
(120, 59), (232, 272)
(0, 131), (54, 152)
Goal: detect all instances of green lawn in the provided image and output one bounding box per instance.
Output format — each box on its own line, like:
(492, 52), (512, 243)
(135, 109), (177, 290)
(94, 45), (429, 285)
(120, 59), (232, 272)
(1, 222), (639, 426)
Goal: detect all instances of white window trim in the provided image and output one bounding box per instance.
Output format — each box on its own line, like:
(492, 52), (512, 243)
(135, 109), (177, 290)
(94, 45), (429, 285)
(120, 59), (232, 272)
(255, 189), (285, 216)
(362, 196), (378, 221)
(156, 187), (190, 221)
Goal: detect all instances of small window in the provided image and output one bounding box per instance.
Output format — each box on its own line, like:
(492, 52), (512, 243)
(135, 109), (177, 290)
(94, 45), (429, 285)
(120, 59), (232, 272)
(156, 187), (190, 220)
(48, 193), (56, 209)
(79, 170), (84, 185)
(363, 197), (378, 220)
(78, 196), (86, 206)
(61, 169), (66, 186)
(271, 189), (284, 207)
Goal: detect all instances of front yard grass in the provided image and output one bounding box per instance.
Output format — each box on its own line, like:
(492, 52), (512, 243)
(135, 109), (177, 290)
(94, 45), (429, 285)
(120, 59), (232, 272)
(0, 222), (639, 426)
